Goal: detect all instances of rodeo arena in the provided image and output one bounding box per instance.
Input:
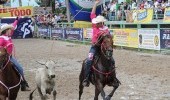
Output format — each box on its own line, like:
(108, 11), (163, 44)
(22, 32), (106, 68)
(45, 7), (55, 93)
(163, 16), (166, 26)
(0, 0), (170, 100)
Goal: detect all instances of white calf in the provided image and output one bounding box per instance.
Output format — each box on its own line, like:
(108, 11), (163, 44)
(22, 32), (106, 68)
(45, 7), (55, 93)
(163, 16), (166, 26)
(29, 60), (57, 100)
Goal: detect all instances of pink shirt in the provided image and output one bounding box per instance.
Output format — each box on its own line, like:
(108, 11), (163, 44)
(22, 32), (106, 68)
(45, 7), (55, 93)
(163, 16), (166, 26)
(0, 20), (18, 55)
(90, 13), (109, 44)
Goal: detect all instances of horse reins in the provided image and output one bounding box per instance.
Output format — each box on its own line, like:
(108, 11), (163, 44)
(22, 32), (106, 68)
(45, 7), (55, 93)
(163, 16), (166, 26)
(93, 34), (115, 78)
(0, 56), (22, 99)
(100, 42), (109, 59)
(92, 65), (115, 78)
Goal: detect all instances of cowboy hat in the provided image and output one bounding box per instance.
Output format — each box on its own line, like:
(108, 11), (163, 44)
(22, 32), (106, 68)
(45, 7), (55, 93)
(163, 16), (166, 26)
(92, 15), (107, 24)
(0, 24), (14, 34)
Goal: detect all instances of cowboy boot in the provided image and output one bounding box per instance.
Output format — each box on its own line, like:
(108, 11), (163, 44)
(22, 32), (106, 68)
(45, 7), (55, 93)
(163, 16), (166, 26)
(21, 80), (31, 91)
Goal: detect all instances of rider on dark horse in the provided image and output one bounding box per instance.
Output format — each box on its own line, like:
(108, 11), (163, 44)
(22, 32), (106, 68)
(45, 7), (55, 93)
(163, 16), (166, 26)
(83, 0), (115, 87)
(0, 17), (31, 91)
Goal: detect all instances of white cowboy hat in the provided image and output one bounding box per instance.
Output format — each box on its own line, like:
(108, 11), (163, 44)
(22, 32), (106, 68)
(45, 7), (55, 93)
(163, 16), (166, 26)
(92, 15), (107, 24)
(0, 24), (14, 34)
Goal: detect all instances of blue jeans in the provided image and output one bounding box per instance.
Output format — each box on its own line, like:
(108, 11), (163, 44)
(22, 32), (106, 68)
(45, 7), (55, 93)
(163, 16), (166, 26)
(10, 56), (24, 78)
(85, 45), (115, 78)
(85, 45), (99, 78)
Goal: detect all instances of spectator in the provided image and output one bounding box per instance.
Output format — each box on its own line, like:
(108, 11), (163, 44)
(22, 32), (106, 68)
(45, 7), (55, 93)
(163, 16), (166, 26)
(42, 7), (48, 15)
(154, 0), (162, 19)
(161, 0), (166, 13)
(109, 1), (117, 21)
(131, 0), (137, 10)
(139, 1), (144, 9)
(166, 0), (170, 7)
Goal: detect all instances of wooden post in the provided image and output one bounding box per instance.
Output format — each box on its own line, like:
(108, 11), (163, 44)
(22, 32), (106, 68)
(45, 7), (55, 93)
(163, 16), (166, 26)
(65, 0), (71, 23)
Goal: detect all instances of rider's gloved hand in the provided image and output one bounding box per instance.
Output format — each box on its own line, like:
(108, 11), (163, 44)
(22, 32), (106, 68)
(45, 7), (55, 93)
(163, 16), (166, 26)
(16, 16), (21, 20)
(16, 17), (19, 20)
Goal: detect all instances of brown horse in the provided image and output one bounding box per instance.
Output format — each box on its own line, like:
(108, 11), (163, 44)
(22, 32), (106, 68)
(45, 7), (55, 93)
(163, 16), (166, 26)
(0, 47), (21, 100)
(79, 34), (121, 100)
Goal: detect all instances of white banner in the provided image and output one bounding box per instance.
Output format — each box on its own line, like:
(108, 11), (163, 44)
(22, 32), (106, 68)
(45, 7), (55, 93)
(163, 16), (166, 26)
(138, 29), (160, 50)
(83, 28), (92, 39)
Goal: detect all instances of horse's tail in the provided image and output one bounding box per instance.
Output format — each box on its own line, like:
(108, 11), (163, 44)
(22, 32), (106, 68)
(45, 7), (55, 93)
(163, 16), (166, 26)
(79, 60), (86, 82)
(29, 88), (37, 100)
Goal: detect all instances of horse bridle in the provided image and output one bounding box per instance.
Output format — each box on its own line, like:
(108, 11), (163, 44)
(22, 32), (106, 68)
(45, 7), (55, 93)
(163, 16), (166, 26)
(100, 35), (113, 59)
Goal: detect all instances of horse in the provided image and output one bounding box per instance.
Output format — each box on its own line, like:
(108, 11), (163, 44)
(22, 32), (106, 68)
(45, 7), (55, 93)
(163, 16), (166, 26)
(79, 34), (121, 100)
(0, 47), (21, 100)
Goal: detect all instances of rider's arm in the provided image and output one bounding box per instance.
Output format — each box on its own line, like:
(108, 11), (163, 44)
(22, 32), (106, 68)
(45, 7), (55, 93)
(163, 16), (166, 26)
(10, 17), (19, 36)
(91, 1), (100, 28)
(91, 0), (100, 14)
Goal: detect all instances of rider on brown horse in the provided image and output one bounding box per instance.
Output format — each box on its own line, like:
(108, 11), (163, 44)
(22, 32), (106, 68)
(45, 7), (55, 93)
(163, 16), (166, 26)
(0, 17), (31, 91)
(83, 0), (115, 87)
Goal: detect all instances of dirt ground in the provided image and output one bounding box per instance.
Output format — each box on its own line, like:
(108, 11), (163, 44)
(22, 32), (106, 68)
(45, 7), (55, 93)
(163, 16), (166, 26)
(12, 39), (170, 100)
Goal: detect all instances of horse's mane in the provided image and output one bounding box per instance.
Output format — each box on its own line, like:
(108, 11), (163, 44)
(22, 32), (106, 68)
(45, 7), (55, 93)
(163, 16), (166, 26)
(95, 33), (112, 46)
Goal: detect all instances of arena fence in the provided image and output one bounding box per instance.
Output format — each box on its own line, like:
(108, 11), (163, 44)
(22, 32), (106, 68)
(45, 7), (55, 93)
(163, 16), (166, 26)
(34, 22), (170, 54)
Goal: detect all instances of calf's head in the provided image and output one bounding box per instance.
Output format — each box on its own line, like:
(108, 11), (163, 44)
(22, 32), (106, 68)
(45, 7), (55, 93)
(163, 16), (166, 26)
(45, 60), (56, 79)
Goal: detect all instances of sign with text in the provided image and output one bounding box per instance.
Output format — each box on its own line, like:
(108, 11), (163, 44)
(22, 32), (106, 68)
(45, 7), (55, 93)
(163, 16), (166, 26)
(64, 28), (83, 40)
(13, 18), (33, 38)
(51, 28), (64, 39)
(0, 6), (33, 17)
(138, 29), (160, 50)
(38, 25), (49, 37)
(113, 29), (138, 48)
(1, 18), (33, 39)
(160, 29), (170, 49)
(126, 9), (153, 23)
(83, 28), (92, 39)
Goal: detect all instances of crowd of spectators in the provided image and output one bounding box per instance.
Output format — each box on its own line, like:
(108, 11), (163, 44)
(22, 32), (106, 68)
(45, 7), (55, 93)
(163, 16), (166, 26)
(31, 13), (67, 27)
(102, 0), (170, 21)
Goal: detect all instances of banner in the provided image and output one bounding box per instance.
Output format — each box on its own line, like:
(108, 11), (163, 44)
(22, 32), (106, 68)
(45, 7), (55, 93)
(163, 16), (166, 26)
(163, 7), (170, 23)
(38, 25), (49, 37)
(1, 18), (33, 39)
(138, 29), (160, 50)
(113, 29), (138, 48)
(83, 28), (92, 39)
(0, 6), (33, 17)
(160, 29), (170, 49)
(51, 28), (64, 39)
(13, 18), (33, 38)
(69, 0), (102, 21)
(64, 28), (83, 40)
(126, 9), (153, 23)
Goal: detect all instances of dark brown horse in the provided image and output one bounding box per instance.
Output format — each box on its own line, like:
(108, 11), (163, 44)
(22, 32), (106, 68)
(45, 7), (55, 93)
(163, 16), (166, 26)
(0, 47), (21, 100)
(79, 34), (121, 100)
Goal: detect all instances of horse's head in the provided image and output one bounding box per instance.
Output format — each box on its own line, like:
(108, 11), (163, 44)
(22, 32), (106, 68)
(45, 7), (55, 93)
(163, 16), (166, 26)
(0, 47), (8, 69)
(99, 34), (113, 60)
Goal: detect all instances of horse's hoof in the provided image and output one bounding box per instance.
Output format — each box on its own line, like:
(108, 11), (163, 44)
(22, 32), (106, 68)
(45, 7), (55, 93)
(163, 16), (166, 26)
(21, 86), (31, 91)
(105, 96), (111, 100)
